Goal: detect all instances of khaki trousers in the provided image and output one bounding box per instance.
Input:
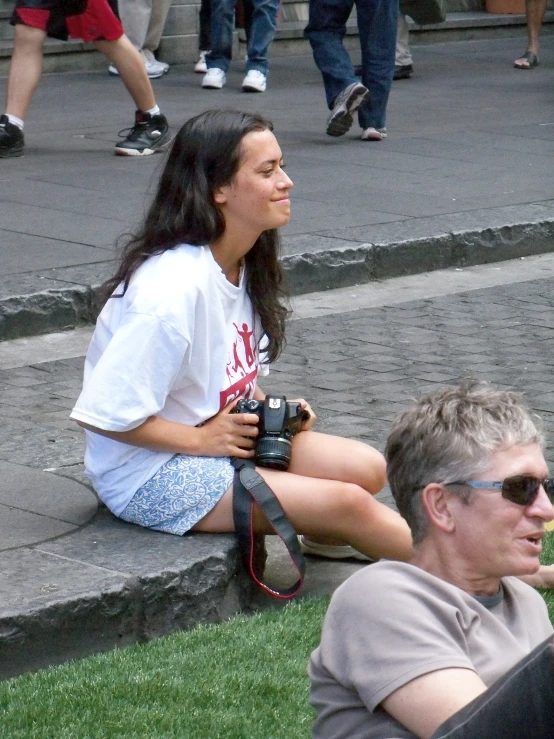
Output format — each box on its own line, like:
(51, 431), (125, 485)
(117, 0), (173, 58)
(395, 12), (412, 66)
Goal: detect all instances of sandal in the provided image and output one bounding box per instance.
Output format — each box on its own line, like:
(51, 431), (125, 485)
(514, 51), (539, 69)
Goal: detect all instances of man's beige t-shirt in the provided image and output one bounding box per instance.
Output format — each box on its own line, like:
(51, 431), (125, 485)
(309, 561), (553, 739)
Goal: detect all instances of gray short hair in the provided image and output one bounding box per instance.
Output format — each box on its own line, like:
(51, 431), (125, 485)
(385, 380), (543, 544)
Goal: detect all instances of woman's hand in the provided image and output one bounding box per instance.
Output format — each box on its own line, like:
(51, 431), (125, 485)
(291, 398), (317, 431)
(198, 399), (260, 458)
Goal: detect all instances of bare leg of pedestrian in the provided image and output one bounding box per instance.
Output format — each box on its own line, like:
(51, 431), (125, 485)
(96, 35), (156, 111)
(110, 0), (171, 78)
(1, 0), (172, 158)
(0, 24), (46, 157)
(513, 0), (546, 68)
(96, 35), (171, 156)
(4, 24), (44, 119)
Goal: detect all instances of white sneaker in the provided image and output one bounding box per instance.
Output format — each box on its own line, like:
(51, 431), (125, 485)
(298, 535), (374, 562)
(195, 51), (209, 74)
(108, 56), (169, 79)
(242, 69), (267, 92)
(202, 68), (226, 89)
(361, 127), (387, 141)
(145, 59), (169, 79)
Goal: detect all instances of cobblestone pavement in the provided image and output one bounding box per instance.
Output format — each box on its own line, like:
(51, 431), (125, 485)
(3, 270), (554, 511)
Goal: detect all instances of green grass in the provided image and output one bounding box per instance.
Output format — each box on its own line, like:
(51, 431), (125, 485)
(0, 597), (329, 739)
(539, 529), (554, 620)
(1, 533), (553, 739)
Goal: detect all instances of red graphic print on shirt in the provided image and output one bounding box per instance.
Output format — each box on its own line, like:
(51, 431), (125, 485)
(219, 320), (258, 410)
(233, 322), (255, 366)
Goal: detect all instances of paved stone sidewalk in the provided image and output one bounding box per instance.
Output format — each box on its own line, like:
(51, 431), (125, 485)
(5, 265), (554, 502)
(1, 36), (554, 340)
(3, 259), (554, 674)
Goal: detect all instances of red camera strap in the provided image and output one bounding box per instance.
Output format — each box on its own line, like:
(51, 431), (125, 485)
(231, 458), (305, 599)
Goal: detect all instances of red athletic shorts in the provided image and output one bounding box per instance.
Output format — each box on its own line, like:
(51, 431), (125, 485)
(11, 0), (123, 43)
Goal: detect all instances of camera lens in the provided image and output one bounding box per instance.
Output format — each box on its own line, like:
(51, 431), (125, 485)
(255, 437), (292, 471)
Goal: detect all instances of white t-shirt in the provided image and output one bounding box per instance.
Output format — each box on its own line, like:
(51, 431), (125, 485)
(71, 244), (268, 515)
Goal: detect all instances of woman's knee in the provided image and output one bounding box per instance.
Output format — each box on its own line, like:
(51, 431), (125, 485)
(338, 440), (386, 493)
(358, 445), (387, 493)
(289, 431), (387, 493)
(330, 481), (375, 527)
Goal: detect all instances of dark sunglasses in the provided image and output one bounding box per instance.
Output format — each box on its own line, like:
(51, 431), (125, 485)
(446, 475), (554, 507)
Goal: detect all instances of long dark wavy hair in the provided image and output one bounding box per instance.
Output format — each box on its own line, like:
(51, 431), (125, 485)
(103, 109), (289, 362)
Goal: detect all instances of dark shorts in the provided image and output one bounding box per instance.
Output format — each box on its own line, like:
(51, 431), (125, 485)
(11, 0), (123, 42)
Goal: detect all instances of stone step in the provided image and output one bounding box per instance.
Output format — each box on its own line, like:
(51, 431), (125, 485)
(0, 504), (257, 679)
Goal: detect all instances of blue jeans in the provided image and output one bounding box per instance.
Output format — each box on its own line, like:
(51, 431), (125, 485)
(305, 0), (398, 130)
(207, 0), (280, 74)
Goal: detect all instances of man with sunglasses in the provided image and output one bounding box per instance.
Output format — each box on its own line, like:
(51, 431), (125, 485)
(310, 380), (554, 739)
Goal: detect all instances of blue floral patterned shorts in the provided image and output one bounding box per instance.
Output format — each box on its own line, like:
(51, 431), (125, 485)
(119, 455), (234, 535)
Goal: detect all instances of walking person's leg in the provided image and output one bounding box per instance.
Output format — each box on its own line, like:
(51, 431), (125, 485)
(95, 34), (171, 156)
(195, 0), (212, 72)
(202, 0), (235, 88)
(241, 0), (279, 91)
(241, 0), (254, 40)
(514, 0), (547, 68)
(117, 0), (152, 51)
(109, 0), (169, 77)
(357, 0), (397, 140)
(394, 11), (413, 78)
(0, 23), (45, 157)
(143, 0), (172, 70)
(97, 35), (157, 110)
(305, 0), (370, 136)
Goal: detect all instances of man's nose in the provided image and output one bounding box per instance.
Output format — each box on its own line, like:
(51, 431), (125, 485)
(529, 484), (554, 521)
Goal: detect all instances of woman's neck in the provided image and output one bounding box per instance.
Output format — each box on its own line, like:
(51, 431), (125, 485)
(209, 231), (257, 286)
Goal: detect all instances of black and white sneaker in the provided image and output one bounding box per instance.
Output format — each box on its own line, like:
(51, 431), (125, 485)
(0, 114), (24, 158)
(326, 82), (370, 137)
(114, 111), (171, 157)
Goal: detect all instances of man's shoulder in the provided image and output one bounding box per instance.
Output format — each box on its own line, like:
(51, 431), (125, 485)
(332, 561), (500, 620)
(337, 560), (450, 594)
(332, 561), (452, 613)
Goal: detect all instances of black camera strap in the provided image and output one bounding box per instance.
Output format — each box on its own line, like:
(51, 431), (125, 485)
(231, 457), (305, 599)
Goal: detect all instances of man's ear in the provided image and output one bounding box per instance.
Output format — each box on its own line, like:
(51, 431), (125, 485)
(421, 483), (456, 534)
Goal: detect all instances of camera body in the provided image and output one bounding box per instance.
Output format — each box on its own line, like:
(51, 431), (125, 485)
(234, 395), (309, 471)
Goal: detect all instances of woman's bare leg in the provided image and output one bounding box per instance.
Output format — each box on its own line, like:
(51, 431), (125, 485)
(287, 430), (386, 492)
(194, 431), (412, 562)
(287, 429), (386, 546)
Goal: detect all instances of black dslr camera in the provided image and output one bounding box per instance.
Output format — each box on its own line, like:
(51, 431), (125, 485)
(234, 395), (310, 471)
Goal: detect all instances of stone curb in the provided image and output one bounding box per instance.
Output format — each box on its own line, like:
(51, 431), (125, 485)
(285, 218), (554, 294)
(0, 508), (255, 680)
(2, 215), (554, 342)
